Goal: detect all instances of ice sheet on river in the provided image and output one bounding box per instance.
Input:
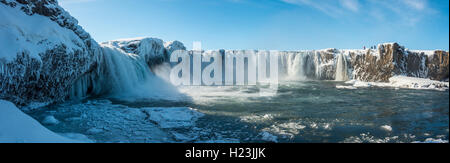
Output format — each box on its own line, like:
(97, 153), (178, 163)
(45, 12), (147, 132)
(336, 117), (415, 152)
(29, 100), (206, 143)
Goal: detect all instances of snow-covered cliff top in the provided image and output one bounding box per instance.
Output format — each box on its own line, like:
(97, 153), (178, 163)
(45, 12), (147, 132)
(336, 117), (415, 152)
(0, 3), (83, 62)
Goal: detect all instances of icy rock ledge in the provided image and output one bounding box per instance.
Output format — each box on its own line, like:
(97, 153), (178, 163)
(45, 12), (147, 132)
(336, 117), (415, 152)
(337, 76), (449, 91)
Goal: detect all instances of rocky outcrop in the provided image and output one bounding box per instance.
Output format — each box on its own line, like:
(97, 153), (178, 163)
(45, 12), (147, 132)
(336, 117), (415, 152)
(427, 50), (449, 81)
(0, 0), (102, 106)
(350, 43), (448, 82)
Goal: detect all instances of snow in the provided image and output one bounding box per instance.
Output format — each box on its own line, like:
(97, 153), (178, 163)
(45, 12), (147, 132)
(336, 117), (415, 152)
(141, 107), (205, 129)
(58, 133), (94, 143)
(263, 122), (306, 138)
(258, 131), (278, 143)
(408, 50), (436, 56)
(0, 4), (84, 62)
(338, 76), (449, 91)
(413, 138), (449, 143)
(336, 85), (357, 89)
(102, 37), (165, 59)
(241, 114), (274, 123)
(42, 115), (60, 125)
(380, 125), (393, 132)
(0, 100), (79, 143)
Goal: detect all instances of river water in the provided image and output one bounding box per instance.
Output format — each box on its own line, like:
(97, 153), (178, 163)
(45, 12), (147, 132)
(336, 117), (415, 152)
(27, 80), (449, 143)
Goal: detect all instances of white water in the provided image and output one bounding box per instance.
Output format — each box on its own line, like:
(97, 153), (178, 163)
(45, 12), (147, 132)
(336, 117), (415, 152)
(279, 50), (352, 81)
(279, 51), (322, 80)
(70, 45), (184, 101)
(335, 53), (349, 81)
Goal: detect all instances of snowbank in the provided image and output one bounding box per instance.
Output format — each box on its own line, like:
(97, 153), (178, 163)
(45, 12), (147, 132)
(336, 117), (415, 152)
(338, 76), (449, 91)
(413, 138), (449, 143)
(0, 100), (79, 143)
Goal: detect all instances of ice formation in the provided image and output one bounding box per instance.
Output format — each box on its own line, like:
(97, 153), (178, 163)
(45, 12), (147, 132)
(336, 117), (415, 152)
(0, 0), (101, 105)
(69, 39), (187, 101)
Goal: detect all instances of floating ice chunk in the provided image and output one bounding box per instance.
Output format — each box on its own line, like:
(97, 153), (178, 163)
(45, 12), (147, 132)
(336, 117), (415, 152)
(263, 122), (306, 138)
(380, 125), (393, 132)
(336, 85), (357, 89)
(241, 114), (274, 123)
(142, 107), (204, 129)
(42, 115), (60, 125)
(259, 131), (278, 143)
(171, 132), (198, 142)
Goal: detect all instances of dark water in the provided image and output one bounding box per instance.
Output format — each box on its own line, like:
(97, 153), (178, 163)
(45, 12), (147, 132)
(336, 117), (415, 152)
(28, 81), (449, 143)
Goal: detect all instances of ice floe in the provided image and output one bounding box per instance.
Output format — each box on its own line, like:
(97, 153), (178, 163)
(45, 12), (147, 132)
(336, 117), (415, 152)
(380, 125), (393, 132)
(142, 107), (205, 129)
(42, 115), (60, 125)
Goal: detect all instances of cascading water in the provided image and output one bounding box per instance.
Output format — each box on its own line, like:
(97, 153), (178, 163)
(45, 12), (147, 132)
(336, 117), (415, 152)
(69, 44), (184, 101)
(335, 53), (349, 81)
(280, 51), (322, 80)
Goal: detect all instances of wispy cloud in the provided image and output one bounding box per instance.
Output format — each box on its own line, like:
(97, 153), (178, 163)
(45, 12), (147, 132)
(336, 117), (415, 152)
(58, 0), (99, 5)
(401, 0), (427, 10)
(281, 0), (344, 17)
(340, 0), (359, 12)
(281, 0), (434, 26)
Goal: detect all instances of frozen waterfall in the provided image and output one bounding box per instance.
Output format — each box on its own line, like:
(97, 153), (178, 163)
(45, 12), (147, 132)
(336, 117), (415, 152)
(70, 44), (184, 101)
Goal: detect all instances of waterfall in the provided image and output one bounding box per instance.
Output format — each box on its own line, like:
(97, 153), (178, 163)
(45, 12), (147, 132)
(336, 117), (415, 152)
(335, 53), (349, 81)
(280, 51), (321, 80)
(70, 45), (183, 101)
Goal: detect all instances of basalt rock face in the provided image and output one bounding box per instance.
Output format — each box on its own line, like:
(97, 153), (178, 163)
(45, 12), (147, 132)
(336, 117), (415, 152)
(0, 0), (102, 106)
(427, 51), (449, 81)
(350, 43), (447, 82)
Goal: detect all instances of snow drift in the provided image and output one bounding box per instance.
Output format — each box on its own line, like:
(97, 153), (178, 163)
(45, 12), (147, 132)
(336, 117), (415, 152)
(0, 100), (78, 143)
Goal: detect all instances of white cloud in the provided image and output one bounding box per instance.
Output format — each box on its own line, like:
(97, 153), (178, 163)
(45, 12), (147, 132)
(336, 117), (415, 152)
(400, 0), (427, 10)
(281, 0), (434, 26)
(340, 0), (359, 12)
(281, 0), (346, 17)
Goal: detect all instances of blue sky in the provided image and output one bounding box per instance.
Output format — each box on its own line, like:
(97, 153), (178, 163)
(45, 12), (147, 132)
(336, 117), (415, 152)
(59, 0), (449, 50)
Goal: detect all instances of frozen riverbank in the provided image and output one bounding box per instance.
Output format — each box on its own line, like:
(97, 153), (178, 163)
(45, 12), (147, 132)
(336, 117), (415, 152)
(337, 76), (449, 91)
